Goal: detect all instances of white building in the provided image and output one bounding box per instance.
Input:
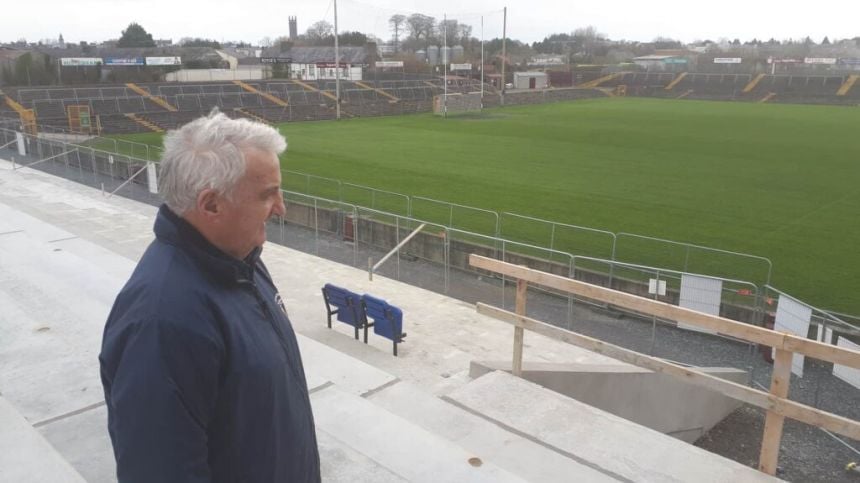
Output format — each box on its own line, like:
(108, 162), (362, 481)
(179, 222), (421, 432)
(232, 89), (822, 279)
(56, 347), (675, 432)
(513, 71), (548, 89)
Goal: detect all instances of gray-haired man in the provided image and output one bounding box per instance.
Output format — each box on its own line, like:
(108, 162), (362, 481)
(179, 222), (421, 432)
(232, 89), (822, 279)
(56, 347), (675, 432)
(100, 111), (320, 482)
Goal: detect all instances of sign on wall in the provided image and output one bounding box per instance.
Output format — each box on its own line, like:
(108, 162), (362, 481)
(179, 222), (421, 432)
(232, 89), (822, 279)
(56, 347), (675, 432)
(260, 57), (292, 64)
(713, 58), (742, 64)
(450, 63), (472, 70)
(145, 56), (182, 66)
(375, 61), (404, 68)
(774, 295), (812, 377)
(804, 58), (837, 65)
(60, 57), (102, 66)
(105, 57), (145, 66)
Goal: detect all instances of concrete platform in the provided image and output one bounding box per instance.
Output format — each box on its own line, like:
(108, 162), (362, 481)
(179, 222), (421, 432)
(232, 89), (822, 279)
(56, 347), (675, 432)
(367, 381), (617, 482)
(311, 384), (525, 482)
(445, 370), (777, 482)
(0, 158), (783, 482)
(0, 396), (85, 482)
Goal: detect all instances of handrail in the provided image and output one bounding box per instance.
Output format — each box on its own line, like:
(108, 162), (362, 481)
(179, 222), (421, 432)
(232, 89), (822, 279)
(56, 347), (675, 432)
(369, 223), (426, 280)
(468, 254), (860, 476)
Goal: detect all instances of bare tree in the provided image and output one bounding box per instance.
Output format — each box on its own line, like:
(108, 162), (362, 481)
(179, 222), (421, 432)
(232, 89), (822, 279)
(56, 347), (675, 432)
(389, 14), (406, 53)
(458, 24), (473, 43)
(406, 14), (435, 41)
(438, 19), (459, 46)
(306, 20), (333, 41)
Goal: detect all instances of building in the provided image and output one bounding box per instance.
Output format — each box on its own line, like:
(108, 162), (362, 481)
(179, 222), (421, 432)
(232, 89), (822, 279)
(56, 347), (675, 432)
(513, 71), (548, 89)
(633, 55), (689, 72)
(261, 46), (372, 81)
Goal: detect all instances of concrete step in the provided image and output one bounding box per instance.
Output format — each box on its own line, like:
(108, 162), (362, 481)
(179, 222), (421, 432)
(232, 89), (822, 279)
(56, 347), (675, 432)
(366, 381), (617, 482)
(317, 429), (406, 482)
(0, 396), (86, 482)
(0, 228), (124, 423)
(311, 385), (526, 483)
(445, 371), (780, 482)
(298, 334), (397, 396)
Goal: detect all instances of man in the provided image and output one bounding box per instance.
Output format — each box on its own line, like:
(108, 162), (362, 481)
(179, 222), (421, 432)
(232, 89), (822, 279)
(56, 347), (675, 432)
(100, 111), (320, 482)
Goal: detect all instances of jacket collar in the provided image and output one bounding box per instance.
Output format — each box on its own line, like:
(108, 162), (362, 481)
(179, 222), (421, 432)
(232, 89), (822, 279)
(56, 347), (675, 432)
(154, 204), (261, 285)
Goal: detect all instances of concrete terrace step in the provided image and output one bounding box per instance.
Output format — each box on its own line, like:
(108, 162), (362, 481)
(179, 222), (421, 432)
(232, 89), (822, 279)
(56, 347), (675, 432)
(310, 384), (526, 483)
(445, 371), (781, 483)
(366, 381), (618, 482)
(0, 396), (86, 482)
(299, 334), (397, 396)
(0, 228), (126, 423)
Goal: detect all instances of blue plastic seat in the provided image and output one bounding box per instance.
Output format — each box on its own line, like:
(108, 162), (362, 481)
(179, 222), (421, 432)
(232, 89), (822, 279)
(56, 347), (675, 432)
(361, 294), (406, 356)
(322, 284), (368, 342)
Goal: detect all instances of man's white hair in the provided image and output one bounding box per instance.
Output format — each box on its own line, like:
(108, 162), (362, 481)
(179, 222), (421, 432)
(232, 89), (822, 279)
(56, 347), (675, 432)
(159, 110), (287, 215)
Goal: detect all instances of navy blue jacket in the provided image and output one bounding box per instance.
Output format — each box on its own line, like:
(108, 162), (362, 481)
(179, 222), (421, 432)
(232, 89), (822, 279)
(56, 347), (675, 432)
(100, 205), (320, 483)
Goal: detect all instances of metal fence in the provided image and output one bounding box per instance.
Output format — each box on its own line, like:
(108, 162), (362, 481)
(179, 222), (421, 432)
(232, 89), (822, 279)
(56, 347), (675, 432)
(0, 127), (161, 204)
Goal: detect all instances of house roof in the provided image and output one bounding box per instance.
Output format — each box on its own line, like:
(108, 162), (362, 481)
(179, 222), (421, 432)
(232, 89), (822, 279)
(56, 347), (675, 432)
(261, 46), (370, 64)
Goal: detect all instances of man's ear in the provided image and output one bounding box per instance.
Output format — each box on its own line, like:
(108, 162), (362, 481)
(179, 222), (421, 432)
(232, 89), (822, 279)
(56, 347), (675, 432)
(196, 188), (221, 220)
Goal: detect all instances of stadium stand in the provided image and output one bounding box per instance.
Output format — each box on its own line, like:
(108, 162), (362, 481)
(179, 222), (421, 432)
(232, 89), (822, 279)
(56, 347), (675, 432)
(9, 70), (855, 135)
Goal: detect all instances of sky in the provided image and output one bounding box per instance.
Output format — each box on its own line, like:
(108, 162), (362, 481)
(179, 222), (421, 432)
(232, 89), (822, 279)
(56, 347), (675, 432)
(2, 0), (858, 46)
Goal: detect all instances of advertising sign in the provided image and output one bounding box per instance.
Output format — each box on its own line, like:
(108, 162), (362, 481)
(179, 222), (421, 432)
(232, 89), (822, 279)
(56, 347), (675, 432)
(145, 56), (182, 66)
(261, 57), (292, 64)
(104, 57), (145, 66)
(60, 57), (102, 66)
(450, 63), (472, 70)
(804, 57), (837, 65)
(375, 61), (404, 68)
(713, 58), (742, 64)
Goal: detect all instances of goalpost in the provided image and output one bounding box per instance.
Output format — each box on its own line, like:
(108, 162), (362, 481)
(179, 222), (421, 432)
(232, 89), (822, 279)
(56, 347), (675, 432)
(433, 92), (483, 116)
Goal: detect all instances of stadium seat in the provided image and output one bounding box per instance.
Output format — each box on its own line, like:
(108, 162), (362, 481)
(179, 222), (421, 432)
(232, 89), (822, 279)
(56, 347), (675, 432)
(322, 283), (369, 342)
(361, 294), (406, 356)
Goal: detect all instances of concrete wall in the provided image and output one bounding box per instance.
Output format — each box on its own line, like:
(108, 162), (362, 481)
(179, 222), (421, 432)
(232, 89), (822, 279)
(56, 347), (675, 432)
(165, 67), (266, 82)
(470, 360), (746, 443)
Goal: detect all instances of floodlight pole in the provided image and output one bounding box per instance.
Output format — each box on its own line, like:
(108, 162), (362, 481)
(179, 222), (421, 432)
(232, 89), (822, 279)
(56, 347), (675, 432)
(501, 6), (507, 104)
(443, 14), (448, 118)
(334, 0), (341, 120)
(481, 16), (485, 99)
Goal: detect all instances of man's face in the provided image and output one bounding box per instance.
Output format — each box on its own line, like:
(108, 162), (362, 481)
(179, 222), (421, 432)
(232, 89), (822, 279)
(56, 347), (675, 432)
(217, 147), (285, 260)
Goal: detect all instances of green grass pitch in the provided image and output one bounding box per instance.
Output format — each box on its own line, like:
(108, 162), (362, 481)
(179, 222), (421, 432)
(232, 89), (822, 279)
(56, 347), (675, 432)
(106, 98), (860, 315)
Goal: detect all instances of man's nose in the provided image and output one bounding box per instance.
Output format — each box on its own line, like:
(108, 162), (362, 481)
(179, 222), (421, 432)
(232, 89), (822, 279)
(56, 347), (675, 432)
(272, 192), (286, 217)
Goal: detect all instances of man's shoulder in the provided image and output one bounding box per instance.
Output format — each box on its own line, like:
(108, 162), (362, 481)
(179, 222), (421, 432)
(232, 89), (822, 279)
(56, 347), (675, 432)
(110, 240), (217, 328)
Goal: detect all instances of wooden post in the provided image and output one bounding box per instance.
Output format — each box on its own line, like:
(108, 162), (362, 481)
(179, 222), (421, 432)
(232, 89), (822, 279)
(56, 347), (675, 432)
(759, 348), (793, 475)
(512, 279), (527, 376)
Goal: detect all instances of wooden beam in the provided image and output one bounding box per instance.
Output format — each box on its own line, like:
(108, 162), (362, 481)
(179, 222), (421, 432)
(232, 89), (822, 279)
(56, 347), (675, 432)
(475, 302), (860, 441)
(513, 280), (527, 376)
(469, 255), (860, 369)
(759, 349), (793, 475)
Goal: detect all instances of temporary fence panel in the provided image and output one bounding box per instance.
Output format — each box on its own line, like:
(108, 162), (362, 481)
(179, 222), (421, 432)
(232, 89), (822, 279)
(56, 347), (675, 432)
(678, 274), (723, 334)
(614, 232), (772, 290)
(411, 196), (499, 237)
(500, 212), (615, 265)
(355, 207), (449, 294)
(342, 183), (410, 217)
